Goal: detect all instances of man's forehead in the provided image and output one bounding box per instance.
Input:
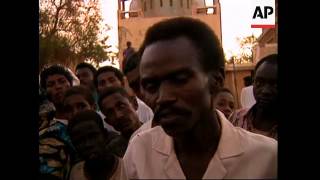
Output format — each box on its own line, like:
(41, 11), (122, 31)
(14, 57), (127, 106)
(255, 63), (277, 79)
(76, 68), (92, 74)
(64, 94), (86, 104)
(72, 121), (100, 133)
(140, 38), (200, 79)
(98, 71), (117, 79)
(47, 74), (67, 81)
(103, 93), (128, 106)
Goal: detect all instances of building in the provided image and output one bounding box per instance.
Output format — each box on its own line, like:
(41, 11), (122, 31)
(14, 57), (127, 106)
(117, 0), (277, 109)
(117, 0), (222, 69)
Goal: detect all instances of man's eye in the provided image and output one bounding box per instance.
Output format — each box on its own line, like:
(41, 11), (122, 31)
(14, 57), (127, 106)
(58, 79), (67, 84)
(172, 74), (189, 84)
(78, 103), (88, 110)
(119, 103), (127, 109)
(217, 102), (224, 107)
(144, 83), (158, 93)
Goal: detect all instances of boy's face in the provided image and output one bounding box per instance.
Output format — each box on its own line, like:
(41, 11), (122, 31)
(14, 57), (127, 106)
(46, 74), (71, 106)
(76, 68), (95, 89)
(63, 94), (95, 120)
(70, 120), (105, 160)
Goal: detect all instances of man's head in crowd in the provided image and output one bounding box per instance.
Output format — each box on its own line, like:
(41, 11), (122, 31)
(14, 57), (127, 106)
(253, 54), (278, 109)
(94, 66), (124, 95)
(68, 110), (107, 160)
(214, 88), (235, 119)
(139, 17), (225, 137)
(40, 64), (73, 108)
(63, 86), (96, 120)
(98, 87), (141, 138)
(126, 41), (132, 48)
(76, 62), (97, 90)
(123, 52), (143, 100)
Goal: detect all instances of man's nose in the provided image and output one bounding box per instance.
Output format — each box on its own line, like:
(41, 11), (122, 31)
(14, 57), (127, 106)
(156, 82), (177, 106)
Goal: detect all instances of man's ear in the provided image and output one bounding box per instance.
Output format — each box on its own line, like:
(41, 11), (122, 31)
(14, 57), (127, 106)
(208, 68), (225, 94)
(129, 96), (139, 111)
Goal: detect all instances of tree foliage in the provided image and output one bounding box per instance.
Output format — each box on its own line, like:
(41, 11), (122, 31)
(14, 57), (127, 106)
(226, 35), (258, 64)
(39, 0), (113, 70)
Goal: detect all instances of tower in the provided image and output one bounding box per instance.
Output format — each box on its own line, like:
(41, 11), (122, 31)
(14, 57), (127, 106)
(118, 0), (222, 70)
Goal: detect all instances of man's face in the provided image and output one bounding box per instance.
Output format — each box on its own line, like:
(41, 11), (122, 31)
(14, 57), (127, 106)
(253, 62), (278, 108)
(100, 93), (140, 137)
(214, 92), (235, 119)
(140, 37), (216, 137)
(63, 94), (95, 120)
(126, 66), (143, 100)
(97, 72), (123, 94)
(46, 74), (71, 106)
(76, 68), (94, 89)
(69, 120), (105, 160)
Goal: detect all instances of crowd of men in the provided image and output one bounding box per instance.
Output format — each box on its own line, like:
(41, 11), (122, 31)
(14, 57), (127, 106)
(39, 17), (278, 180)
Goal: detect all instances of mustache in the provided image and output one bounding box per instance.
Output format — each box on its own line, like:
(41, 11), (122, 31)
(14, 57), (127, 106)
(154, 105), (191, 122)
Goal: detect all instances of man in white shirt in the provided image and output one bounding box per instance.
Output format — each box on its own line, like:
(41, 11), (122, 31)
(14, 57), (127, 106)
(123, 17), (277, 179)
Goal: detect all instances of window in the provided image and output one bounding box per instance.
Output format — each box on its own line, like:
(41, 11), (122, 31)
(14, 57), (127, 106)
(160, 0), (163, 7)
(170, 0), (173, 6)
(144, 1), (147, 11)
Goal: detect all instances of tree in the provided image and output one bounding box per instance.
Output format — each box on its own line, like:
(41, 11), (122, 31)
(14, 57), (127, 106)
(39, 0), (113, 70)
(226, 35), (258, 64)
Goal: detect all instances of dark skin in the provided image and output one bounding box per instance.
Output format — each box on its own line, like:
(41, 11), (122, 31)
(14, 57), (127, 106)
(100, 93), (142, 139)
(45, 74), (71, 119)
(63, 94), (96, 120)
(70, 120), (117, 179)
(126, 66), (143, 100)
(214, 91), (235, 119)
(252, 62), (278, 131)
(97, 72), (123, 94)
(76, 68), (95, 91)
(97, 72), (139, 110)
(140, 37), (223, 179)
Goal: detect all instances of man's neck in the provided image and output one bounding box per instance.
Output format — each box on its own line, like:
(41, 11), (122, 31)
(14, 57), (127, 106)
(122, 122), (142, 139)
(174, 111), (221, 154)
(173, 111), (222, 180)
(252, 104), (278, 130)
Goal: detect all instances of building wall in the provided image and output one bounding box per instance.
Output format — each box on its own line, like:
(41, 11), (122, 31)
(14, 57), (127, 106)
(143, 0), (192, 17)
(224, 64), (254, 109)
(253, 43), (277, 64)
(130, 0), (207, 17)
(118, 5), (222, 69)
